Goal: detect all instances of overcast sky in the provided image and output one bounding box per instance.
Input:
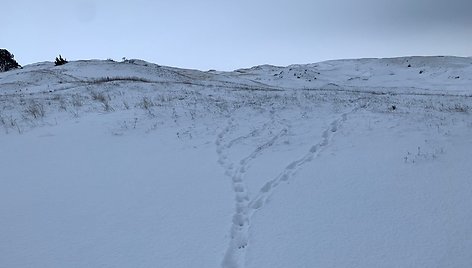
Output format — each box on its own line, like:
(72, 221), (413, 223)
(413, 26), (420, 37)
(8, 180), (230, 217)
(3, 0), (472, 70)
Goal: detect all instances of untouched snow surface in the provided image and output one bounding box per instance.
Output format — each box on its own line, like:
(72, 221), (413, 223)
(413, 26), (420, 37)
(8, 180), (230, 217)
(1, 57), (472, 267)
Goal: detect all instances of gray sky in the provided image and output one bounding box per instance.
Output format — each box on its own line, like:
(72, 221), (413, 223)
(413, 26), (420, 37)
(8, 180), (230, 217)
(3, 0), (471, 70)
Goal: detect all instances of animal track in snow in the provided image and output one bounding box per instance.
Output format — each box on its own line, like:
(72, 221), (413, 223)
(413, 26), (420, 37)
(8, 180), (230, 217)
(217, 114), (288, 268)
(248, 111), (351, 214)
(217, 108), (355, 268)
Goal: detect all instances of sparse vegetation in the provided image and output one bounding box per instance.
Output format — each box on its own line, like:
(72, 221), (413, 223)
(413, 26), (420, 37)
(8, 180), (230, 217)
(0, 114), (22, 134)
(138, 96), (155, 112)
(452, 103), (470, 113)
(71, 94), (84, 107)
(90, 76), (152, 84)
(90, 91), (107, 103)
(90, 91), (113, 111)
(24, 101), (45, 119)
(123, 101), (130, 110)
(404, 146), (445, 164)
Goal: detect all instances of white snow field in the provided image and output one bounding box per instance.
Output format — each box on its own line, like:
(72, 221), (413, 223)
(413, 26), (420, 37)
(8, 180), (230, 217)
(1, 56), (472, 267)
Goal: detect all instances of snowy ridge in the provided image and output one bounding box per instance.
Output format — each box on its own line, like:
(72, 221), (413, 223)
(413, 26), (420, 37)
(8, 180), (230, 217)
(1, 57), (472, 268)
(232, 56), (472, 95)
(1, 56), (471, 97)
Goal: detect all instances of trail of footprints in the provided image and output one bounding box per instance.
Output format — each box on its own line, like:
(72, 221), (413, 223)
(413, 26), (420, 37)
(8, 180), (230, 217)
(217, 111), (351, 268)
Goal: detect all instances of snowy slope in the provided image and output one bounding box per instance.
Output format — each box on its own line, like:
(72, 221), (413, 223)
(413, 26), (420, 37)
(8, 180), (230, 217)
(1, 57), (472, 268)
(231, 56), (472, 94)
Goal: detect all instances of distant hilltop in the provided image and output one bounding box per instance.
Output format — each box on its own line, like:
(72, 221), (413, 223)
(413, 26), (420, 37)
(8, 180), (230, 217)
(1, 56), (471, 97)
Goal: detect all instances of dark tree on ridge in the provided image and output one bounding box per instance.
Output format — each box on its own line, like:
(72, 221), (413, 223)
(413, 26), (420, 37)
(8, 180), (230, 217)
(0, 49), (21, 72)
(55, 55), (68, 66)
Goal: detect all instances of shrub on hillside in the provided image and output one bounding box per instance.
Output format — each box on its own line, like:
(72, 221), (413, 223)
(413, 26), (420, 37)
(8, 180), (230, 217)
(55, 55), (68, 66)
(0, 49), (21, 72)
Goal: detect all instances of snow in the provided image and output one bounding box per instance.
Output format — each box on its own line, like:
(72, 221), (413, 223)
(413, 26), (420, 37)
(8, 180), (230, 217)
(1, 56), (472, 267)
(1, 112), (231, 267)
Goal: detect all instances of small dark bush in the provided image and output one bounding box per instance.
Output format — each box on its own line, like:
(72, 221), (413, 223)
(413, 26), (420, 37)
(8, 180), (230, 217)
(0, 49), (21, 72)
(55, 55), (68, 66)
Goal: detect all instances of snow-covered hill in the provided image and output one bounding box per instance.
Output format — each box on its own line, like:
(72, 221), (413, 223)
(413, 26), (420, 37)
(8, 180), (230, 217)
(1, 57), (471, 268)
